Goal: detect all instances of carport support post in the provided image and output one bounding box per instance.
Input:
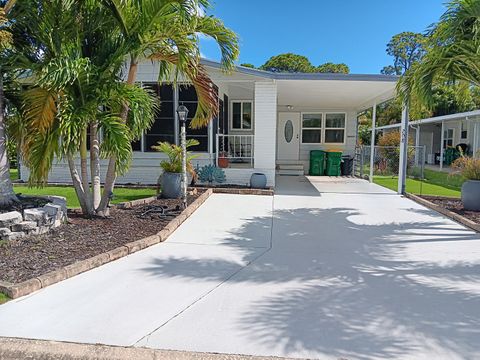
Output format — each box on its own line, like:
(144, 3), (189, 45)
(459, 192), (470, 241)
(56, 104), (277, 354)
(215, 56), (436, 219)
(398, 101), (409, 194)
(440, 120), (445, 171)
(369, 102), (377, 182)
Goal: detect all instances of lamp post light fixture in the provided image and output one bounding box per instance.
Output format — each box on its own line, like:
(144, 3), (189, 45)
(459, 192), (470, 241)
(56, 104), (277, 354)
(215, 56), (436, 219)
(176, 104), (189, 209)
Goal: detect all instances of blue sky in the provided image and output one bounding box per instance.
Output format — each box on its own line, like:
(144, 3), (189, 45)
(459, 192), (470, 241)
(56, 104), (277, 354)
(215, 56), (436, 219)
(200, 0), (447, 74)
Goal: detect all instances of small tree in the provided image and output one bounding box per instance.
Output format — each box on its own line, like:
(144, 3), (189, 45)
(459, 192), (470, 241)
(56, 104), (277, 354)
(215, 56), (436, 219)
(260, 53), (314, 73)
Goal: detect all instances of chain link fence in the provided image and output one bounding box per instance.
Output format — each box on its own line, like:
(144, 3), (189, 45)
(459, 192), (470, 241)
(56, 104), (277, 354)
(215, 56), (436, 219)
(354, 145), (426, 191)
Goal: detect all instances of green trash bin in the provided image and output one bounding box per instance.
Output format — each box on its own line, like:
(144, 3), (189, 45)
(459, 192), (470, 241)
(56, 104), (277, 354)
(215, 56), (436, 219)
(326, 151), (342, 176)
(309, 150), (326, 176)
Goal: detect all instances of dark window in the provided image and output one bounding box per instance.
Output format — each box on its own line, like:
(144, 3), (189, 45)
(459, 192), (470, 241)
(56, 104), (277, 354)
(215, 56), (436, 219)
(144, 83), (175, 152)
(181, 85), (209, 152)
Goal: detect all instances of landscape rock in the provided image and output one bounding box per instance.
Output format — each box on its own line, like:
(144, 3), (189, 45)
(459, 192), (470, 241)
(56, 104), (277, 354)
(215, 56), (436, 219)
(12, 221), (38, 232)
(0, 228), (11, 236)
(23, 208), (49, 225)
(3, 231), (26, 241)
(43, 204), (64, 221)
(46, 196), (67, 214)
(0, 211), (22, 228)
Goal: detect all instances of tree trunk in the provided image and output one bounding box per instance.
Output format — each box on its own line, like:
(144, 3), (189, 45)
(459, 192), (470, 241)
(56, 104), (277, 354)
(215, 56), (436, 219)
(97, 57), (139, 214)
(90, 121), (101, 210)
(0, 69), (18, 208)
(67, 156), (88, 214)
(80, 126), (93, 215)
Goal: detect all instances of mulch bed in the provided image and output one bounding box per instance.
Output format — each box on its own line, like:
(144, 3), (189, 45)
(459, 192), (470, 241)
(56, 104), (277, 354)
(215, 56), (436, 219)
(0, 192), (202, 284)
(419, 195), (480, 224)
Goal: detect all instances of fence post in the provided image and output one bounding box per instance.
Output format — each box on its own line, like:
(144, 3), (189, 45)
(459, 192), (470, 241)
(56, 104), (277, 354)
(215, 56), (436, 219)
(398, 101), (409, 194)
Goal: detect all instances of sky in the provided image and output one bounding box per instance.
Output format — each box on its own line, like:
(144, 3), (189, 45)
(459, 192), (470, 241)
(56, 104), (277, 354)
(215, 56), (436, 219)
(200, 0), (447, 74)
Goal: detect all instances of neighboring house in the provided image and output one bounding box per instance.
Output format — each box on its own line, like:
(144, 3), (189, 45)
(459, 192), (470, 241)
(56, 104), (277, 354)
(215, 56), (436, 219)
(19, 59), (398, 187)
(376, 110), (480, 170)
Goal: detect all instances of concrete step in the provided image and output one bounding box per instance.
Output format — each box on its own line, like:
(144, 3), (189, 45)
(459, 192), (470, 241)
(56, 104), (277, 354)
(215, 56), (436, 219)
(277, 169), (305, 176)
(277, 164), (304, 171)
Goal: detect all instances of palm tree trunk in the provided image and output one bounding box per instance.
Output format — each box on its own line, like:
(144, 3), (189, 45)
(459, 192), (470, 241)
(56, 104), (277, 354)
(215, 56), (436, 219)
(90, 121), (101, 210)
(80, 127), (93, 215)
(67, 156), (88, 213)
(0, 69), (18, 208)
(97, 57), (139, 214)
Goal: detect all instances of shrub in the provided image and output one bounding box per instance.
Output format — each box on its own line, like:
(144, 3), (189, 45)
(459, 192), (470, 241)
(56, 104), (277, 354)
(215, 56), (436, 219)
(152, 140), (199, 180)
(377, 131), (414, 175)
(452, 155), (480, 181)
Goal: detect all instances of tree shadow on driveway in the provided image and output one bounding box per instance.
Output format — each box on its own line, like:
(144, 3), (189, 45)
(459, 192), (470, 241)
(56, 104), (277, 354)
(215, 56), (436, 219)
(141, 206), (480, 359)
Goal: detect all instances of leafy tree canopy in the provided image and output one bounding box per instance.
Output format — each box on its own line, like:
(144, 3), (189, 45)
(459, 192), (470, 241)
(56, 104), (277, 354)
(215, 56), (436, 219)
(382, 32), (427, 75)
(259, 53), (349, 74)
(240, 63), (255, 68)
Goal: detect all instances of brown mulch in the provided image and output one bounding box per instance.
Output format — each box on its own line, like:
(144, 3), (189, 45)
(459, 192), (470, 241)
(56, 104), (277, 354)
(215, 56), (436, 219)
(0, 192), (202, 284)
(419, 195), (480, 224)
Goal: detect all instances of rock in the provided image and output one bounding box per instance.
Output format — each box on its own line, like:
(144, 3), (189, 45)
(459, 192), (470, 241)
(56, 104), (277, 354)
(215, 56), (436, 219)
(2, 231), (25, 241)
(24, 208), (49, 225)
(0, 228), (11, 236)
(12, 221), (38, 232)
(43, 204), (64, 221)
(0, 211), (22, 228)
(46, 196), (67, 214)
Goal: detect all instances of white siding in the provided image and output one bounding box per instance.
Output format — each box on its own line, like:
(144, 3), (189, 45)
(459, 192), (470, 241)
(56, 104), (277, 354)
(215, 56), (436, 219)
(254, 82), (277, 174)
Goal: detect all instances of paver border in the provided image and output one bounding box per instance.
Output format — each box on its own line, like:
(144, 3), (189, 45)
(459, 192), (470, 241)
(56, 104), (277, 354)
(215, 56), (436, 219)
(0, 187), (273, 299)
(0, 189), (213, 299)
(405, 193), (480, 232)
(0, 337), (302, 360)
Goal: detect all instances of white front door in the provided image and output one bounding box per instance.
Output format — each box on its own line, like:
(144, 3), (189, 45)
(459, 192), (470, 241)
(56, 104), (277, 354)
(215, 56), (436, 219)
(277, 112), (300, 160)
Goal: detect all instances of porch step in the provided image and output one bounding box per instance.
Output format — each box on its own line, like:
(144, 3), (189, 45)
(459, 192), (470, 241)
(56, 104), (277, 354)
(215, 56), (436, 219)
(276, 162), (305, 176)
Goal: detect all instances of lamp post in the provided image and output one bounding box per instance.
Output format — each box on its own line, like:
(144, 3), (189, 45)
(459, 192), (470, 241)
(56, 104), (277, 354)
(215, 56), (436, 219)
(176, 104), (189, 209)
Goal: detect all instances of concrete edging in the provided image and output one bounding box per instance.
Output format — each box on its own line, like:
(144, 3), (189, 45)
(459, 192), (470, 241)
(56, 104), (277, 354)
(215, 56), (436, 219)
(0, 337), (301, 360)
(211, 188), (274, 196)
(405, 193), (480, 232)
(0, 189), (213, 299)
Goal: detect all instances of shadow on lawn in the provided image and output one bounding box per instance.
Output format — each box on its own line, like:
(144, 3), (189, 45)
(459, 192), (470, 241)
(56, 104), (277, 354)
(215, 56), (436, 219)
(142, 205), (480, 359)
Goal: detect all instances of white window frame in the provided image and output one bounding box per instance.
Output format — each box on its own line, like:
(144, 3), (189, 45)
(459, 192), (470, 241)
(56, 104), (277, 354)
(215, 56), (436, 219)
(300, 111), (347, 145)
(444, 128), (455, 148)
(301, 112), (323, 144)
(324, 112), (347, 145)
(230, 100), (254, 131)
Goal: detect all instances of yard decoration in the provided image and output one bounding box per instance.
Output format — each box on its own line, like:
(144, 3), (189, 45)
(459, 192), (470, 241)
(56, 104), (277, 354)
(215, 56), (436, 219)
(153, 140), (199, 199)
(198, 164), (226, 184)
(452, 151), (480, 211)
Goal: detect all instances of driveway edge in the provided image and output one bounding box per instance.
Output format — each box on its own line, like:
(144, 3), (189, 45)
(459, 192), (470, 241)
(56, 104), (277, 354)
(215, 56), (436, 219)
(405, 193), (480, 232)
(0, 337), (303, 360)
(0, 189), (213, 299)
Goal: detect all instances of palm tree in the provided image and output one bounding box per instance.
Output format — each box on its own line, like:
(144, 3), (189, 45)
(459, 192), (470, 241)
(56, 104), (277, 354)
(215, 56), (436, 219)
(10, 0), (157, 216)
(98, 0), (239, 212)
(398, 0), (480, 105)
(0, 0), (17, 208)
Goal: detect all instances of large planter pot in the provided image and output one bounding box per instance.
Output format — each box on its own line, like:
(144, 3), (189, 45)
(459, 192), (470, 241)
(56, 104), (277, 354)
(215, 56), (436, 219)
(250, 173), (267, 189)
(461, 180), (480, 211)
(218, 157), (229, 168)
(161, 172), (182, 199)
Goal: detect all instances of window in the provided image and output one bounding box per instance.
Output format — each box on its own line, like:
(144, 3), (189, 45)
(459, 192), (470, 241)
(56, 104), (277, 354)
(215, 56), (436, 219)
(231, 101), (253, 130)
(461, 121), (468, 139)
(444, 128), (454, 148)
(324, 113), (346, 144)
(301, 113), (322, 143)
(180, 85), (208, 152)
(144, 83), (175, 152)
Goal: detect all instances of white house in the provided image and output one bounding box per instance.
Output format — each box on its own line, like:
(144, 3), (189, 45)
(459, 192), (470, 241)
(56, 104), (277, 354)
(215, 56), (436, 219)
(19, 59), (398, 187)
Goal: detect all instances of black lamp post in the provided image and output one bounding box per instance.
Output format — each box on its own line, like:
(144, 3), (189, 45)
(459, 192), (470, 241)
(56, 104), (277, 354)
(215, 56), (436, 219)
(176, 104), (189, 209)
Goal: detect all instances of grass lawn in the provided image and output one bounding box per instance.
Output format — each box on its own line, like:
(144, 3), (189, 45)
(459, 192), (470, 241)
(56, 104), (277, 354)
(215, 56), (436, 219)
(0, 292), (9, 305)
(9, 168), (18, 180)
(14, 185), (156, 209)
(374, 176), (461, 198)
(423, 168), (464, 191)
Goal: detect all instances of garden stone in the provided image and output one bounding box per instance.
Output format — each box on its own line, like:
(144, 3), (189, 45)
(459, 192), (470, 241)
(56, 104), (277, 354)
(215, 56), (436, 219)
(0, 228), (11, 236)
(46, 196), (67, 214)
(0, 211), (22, 228)
(12, 221), (38, 232)
(43, 204), (64, 221)
(3, 231), (25, 241)
(24, 208), (49, 225)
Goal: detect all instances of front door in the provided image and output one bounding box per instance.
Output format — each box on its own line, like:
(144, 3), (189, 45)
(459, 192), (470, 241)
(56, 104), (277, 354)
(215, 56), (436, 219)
(277, 112), (300, 160)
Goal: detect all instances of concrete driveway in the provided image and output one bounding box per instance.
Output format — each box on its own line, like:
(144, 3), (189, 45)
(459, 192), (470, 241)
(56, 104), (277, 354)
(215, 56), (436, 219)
(1, 176), (480, 360)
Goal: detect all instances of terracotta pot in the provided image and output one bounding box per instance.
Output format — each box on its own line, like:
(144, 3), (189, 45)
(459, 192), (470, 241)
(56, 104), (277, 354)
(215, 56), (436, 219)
(218, 157), (229, 168)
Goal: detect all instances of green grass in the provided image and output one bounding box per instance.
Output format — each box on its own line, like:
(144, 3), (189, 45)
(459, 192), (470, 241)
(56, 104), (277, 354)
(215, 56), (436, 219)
(9, 168), (18, 180)
(374, 176), (461, 198)
(0, 292), (10, 305)
(423, 169), (464, 191)
(13, 185), (156, 209)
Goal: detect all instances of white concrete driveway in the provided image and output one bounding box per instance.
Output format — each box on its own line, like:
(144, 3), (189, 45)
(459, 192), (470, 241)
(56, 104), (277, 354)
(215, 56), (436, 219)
(1, 176), (480, 360)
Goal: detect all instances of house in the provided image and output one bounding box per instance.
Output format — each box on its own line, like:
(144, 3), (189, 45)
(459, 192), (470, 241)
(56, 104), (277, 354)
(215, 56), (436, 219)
(376, 110), (480, 171)
(19, 59), (398, 187)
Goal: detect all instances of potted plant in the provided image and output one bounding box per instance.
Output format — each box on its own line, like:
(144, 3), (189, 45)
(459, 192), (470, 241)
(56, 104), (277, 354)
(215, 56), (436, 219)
(152, 140), (199, 199)
(452, 154), (480, 211)
(218, 151), (229, 168)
